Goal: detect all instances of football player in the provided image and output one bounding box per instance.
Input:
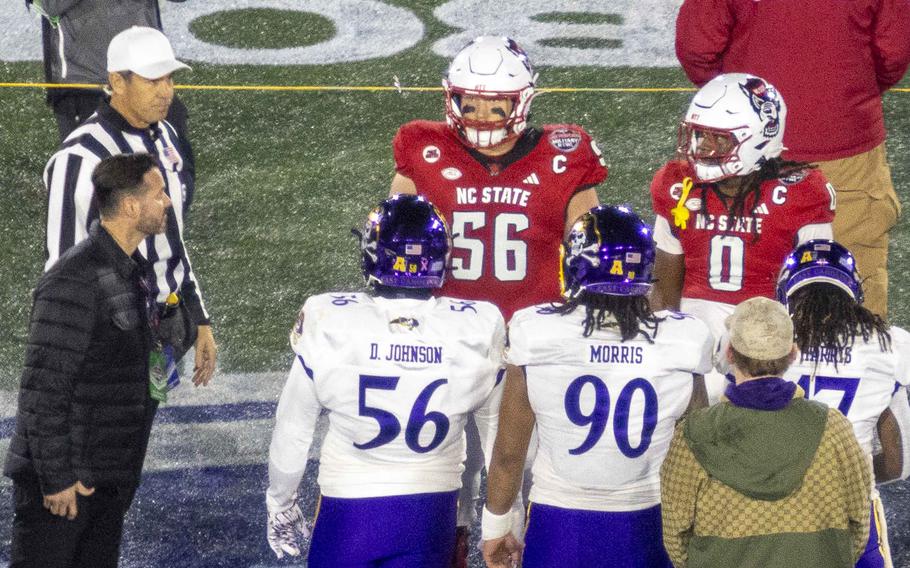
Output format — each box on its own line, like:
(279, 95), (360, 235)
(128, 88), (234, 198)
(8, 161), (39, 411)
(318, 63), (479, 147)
(481, 206), (713, 568)
(390, 38), (608, 558)
(390, 36), (608, 322)
(265, 195), (507, 566)
(777, 240), (910, 568)
(650, 73), (834, 401)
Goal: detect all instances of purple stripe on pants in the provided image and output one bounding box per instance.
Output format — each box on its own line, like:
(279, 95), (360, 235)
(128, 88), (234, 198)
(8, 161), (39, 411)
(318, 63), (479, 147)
(522, 502), (673, 568)
(308, 491), (457, 567)
(856, 504), (885, 568)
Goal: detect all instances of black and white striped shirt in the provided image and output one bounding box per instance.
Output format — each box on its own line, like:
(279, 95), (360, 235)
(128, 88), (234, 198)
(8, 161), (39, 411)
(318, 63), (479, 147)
(44, 101), (209, 324)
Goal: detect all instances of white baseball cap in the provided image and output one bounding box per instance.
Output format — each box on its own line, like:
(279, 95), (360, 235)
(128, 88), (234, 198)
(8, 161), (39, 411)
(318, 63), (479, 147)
(107, 26), (190, 79)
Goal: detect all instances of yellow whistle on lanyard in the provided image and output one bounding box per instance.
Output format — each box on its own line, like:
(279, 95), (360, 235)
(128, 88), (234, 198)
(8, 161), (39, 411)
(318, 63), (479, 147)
(162, 292), (180, 317)
(671, 177), (694, 230)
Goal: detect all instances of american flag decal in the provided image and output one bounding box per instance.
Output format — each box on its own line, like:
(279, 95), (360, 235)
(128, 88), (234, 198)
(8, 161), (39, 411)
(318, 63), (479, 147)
(626, 252), (641, 263)
(405, 243), (423, 255)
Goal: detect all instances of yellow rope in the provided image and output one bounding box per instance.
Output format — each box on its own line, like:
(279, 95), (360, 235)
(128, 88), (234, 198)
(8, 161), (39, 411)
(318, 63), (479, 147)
(670, 177), (694, 230)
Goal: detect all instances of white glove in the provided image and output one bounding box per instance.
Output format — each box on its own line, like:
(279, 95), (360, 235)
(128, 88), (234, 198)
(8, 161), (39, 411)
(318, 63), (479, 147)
(267, 502), (310, 559)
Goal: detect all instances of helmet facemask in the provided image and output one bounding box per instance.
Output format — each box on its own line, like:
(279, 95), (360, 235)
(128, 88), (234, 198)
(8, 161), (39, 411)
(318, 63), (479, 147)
(443, 36), (537, 149)
(678, 122), (754, 182)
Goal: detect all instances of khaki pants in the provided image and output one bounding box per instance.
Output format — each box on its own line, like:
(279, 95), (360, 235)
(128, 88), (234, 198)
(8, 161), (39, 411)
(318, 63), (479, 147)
(815, 143), (901, 318)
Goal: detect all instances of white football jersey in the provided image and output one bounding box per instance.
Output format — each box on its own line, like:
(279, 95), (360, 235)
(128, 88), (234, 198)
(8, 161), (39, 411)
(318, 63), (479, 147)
(506, 305), (714, 512)
(783, 326), (910, 455)
(678, 297), (734, 404)
(267, 293), (505, 510)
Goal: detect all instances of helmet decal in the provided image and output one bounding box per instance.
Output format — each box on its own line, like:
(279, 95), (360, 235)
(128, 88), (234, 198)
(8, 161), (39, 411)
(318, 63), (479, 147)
(739, 77), (781, 138)
(680, 73), (787, 182)
(360, 195), (451, 289)
(776, 240), (863, 307)
(560, 205), (655, 299)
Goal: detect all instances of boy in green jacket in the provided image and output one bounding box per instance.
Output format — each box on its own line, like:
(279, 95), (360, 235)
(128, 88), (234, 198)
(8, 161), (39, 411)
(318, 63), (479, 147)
(660, 296), (871, 568)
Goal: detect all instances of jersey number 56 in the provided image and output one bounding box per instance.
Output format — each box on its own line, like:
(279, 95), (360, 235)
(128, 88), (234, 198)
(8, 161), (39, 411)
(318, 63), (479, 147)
(354, 375), (450, 453)
(450, 212), (529, 281)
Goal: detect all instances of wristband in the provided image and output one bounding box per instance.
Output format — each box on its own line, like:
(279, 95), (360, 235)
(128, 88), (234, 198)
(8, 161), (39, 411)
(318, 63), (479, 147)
(481, 506), (512, 541)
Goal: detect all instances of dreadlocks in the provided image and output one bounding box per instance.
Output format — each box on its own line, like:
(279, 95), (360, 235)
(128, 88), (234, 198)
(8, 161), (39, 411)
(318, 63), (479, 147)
(697, 158), (812, 239)
(789, 283), (891, 368)
(544, 292), (663, 342)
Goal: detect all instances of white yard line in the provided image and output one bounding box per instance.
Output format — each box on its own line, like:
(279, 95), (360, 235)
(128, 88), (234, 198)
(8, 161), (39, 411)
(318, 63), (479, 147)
(0, 371), (329, 487)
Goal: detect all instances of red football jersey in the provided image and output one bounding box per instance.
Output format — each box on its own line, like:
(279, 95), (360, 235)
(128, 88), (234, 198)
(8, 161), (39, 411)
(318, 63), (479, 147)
(651, 160), (835, 304)
(394, 120), (608, 321)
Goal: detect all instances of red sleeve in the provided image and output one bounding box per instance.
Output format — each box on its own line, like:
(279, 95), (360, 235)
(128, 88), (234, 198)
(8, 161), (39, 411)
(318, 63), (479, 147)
(675, 0), (735, 86)
(789, 170), (836, 227)
(576, 128), (608, 190)
(650, 168), (667, 217)
(650, 161), (695, 240)
(650, 162), (679, 218)
(873, 0), (910, 91)
(392, 123), (415, 178)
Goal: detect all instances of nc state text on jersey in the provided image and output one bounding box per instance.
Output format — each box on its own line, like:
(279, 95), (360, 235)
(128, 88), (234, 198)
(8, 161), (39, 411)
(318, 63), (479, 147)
(590, 345), (644, 364)
(456, 186), (531, 207)
(370, 343), (443, 364)
(695, 213), (763, 234)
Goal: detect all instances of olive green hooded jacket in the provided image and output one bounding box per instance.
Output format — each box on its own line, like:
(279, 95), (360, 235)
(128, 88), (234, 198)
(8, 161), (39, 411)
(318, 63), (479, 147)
(660, 396), (871, 568)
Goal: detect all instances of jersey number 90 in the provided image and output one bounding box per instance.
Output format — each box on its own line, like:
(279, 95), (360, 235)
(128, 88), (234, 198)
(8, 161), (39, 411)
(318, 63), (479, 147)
(564, 375), (658, 458)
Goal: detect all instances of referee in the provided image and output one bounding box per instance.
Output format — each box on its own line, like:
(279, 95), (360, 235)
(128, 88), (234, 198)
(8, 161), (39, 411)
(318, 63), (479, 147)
(43, 26), (216, 386)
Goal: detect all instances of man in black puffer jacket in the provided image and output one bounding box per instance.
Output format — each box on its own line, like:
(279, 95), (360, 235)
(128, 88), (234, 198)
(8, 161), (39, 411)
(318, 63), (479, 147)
(4, 153), (171, 568)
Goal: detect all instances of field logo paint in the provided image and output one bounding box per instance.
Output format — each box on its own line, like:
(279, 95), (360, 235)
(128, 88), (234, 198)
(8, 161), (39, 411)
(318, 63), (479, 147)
(432, 0), (680, 67)
(162, 0), (424, 64)
(0, 6), (42, 61)
(0, 1), (424, 65)
(1, 0), (681, 67)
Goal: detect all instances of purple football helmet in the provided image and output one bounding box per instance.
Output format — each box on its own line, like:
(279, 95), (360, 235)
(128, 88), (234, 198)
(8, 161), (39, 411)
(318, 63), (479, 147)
(560, 205), (655, 299)
(360, 194), (451, 289)
(776, 239), (863, 306)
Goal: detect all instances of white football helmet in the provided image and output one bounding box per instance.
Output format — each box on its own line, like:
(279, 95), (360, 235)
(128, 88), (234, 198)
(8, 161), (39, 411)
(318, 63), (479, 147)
(443, 36), (538, 149)
(679, 73), (787, 182)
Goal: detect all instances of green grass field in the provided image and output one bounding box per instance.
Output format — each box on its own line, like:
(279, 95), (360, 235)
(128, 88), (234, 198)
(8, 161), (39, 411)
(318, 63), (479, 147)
(1, 1), (908, 386)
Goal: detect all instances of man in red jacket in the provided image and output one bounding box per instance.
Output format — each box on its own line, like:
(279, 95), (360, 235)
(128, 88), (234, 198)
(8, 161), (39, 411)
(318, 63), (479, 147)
(675, 0), (910, 318)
